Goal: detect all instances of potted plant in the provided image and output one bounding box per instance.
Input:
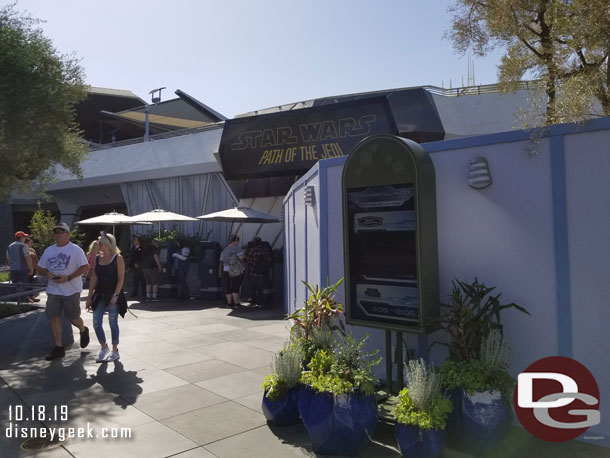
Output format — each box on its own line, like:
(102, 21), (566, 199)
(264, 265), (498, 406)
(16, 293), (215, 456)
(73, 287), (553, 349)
(298, 333), (381, 456)
(261, 343), (303, 426)
(436, 278), (528, 453)
(394, 359), (453, 458)
(441, 330), (516, 452)
(286, 279), (346, 341)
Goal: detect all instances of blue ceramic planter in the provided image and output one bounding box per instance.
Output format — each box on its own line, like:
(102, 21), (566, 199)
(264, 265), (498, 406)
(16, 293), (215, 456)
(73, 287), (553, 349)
(446, 388), (511, 453)
(394, 423), (445, 458)
(298, 386), (378, 456)
(261, 386), (301, 426)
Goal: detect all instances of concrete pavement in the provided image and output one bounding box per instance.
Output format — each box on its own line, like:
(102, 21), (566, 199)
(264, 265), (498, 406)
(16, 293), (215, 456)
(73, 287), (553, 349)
(1, 293), (608, 458)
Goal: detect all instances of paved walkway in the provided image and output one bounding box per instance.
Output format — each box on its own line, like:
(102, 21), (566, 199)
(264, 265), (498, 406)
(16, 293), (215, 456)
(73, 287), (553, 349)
(1, 293), (608, 458)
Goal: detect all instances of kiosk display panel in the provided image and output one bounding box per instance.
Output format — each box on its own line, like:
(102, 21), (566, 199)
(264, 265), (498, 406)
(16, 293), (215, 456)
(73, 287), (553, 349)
(342, 135), (439, 333)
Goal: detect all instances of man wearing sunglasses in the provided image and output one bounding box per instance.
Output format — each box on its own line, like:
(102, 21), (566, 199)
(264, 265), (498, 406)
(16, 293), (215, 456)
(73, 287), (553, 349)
(37, 222), (90, 361)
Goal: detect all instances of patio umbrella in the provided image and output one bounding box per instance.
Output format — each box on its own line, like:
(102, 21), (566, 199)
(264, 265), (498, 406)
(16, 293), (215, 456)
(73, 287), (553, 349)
(196, 207), (280, 224)
(129, 208), (198, 237)
(75, 211), (152, 235)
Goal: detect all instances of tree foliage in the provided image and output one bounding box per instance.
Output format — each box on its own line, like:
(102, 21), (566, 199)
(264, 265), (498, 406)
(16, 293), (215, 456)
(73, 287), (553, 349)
(446, 0), (610, 125)
(0, 3), (88, 201)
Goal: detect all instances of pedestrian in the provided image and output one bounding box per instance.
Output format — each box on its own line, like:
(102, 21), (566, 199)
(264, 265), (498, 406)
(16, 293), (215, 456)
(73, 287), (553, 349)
(141, 239), (162, 302)
(86, 240), (99, 284)
(245, 236), (272, 307)
(24, 237), (40, 302)
(36, 222), (90, 361)
(128, 236), (145, 298)
(172, 240), (191, 299)
(86, 231), (126, 363)
(219, 234), (245, 307)
(6, 230), (34, 300)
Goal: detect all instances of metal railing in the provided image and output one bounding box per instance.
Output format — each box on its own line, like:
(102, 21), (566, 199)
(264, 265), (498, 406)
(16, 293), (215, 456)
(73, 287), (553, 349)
(89, 122), (225, 151)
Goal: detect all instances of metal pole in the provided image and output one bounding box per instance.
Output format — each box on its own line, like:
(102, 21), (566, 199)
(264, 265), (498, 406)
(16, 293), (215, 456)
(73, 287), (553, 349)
(385, 330), (392, 394)
(396, 331), (404, 390)
(144, 105), (150, 140)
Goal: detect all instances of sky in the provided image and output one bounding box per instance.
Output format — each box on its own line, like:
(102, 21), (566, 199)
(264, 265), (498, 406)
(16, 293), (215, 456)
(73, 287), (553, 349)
(14, 0), (505, 119)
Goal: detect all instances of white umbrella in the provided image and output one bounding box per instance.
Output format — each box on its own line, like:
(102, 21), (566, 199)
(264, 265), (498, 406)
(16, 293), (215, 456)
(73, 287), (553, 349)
(75, 211), (152, 235)
(196, 207), (280, 224)
(130, 208), (198, 237)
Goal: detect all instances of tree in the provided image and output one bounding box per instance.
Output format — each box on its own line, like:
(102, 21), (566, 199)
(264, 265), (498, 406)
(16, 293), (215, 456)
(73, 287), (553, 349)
(446, 0), (610, 126)
(28, 202), (57, 254)
(0, 3), (88, 201)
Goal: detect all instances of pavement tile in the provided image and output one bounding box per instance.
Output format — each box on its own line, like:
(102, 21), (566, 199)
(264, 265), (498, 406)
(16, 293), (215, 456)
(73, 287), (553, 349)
(191, 342), (273, 369)
(232, 392), (264, 414)
(133, 384), (226, 420)
(239, 334), (289, 353)
(137, 349), (213, 370)
(161, 401), (266, 445)
(247, 322), (292, 337)
(2, 420), (76, 458)
(170, 447), (218, 458)
(120, 341), (184, 358)
(204, 423), (313, 458)
(186, 323), (242, 334)
(165, 359), (245, 384)
(64, 421), (197, 458)
(117, 319), (178, 335)
(195, 370), (265, 400)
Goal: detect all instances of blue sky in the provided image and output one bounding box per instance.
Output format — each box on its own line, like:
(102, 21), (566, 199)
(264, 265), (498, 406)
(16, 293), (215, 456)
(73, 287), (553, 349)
(16, 0), (505, 118)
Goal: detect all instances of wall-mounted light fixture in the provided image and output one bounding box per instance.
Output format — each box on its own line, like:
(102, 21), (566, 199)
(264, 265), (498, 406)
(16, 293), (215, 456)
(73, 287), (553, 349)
(468, 157), (492, 189)
(304, 185), (316, 206)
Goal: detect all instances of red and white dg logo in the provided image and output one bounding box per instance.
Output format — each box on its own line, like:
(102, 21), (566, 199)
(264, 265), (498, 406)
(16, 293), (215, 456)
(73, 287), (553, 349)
(514, 356), (600, 442)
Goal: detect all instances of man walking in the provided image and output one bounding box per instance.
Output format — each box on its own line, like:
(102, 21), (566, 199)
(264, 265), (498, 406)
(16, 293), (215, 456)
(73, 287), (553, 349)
(37, 222), (90, 360)
(6, 231), (34, 299)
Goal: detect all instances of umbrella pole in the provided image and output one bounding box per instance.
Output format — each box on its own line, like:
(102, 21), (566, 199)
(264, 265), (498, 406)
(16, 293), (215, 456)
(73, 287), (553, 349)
(112, 224), (116, 236)
(158, 222), (161, 239)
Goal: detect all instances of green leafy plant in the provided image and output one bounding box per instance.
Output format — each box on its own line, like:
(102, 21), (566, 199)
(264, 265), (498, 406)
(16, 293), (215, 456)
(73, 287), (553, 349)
(287, 279), (345, 340)
(28, 202), (57, 254)
(292, 325), (336, 362)
(440, 330), (515, 400)
(437, 278), (529, 362)
(300, 333), (381, 396)
(261, 343), (303, 401)
(394, 359), (453, 431)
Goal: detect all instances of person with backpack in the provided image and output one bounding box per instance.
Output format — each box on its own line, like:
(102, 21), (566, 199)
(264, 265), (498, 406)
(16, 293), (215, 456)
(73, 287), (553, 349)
(219, 234), (244, 308)
(245, 237), (272, 307)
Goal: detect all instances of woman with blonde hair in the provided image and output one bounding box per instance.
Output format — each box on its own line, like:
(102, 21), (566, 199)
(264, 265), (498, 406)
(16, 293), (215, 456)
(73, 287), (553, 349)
(86, 240), (99, 283)
(86, 231), (126, 362)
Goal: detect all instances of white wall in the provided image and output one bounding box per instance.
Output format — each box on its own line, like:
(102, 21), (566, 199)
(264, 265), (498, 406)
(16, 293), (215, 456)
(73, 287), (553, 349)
(284, 119), (610, 446)
(564, 129), (610, 442)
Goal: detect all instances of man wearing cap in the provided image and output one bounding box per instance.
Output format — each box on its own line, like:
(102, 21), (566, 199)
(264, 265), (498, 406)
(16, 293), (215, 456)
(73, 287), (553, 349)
(6, 231), (34, 295)
(37, 222), (90, 361)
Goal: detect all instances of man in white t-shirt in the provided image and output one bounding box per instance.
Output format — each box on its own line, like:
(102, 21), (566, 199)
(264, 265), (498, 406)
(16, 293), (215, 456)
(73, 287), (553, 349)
(37, 222), (90, 361)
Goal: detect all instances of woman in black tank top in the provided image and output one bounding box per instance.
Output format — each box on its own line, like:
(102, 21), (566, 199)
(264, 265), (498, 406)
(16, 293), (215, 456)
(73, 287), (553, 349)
(86, 232), (126, 363)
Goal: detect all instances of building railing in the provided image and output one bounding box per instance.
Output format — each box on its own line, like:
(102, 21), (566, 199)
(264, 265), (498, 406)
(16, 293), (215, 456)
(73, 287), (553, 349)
(89, 122), (224, 151)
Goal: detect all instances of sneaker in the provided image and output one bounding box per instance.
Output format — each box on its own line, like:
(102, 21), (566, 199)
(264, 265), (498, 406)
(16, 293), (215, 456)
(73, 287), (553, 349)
(80, 326), (90, 348)
(107, 351), (120, 362)
(96, 348), (110, 363)
(151, 297), (160, 302)
(45, 346), (65, 361)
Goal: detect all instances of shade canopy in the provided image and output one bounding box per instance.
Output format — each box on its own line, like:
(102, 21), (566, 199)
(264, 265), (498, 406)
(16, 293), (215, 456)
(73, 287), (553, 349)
(75, 211), (152, 235)
(76, 211), (150, 225)
(129, 208), (198, 237)
(196, 207), (280, 224)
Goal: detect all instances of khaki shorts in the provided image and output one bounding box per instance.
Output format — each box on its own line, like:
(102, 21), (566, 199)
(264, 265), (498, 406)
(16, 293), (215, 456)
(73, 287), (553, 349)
(46, 293), (82, 320)
(143, 268), (160, 285)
